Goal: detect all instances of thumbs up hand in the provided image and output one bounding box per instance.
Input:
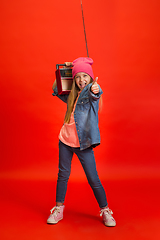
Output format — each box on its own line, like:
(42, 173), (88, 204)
(91, 77), (99, 94)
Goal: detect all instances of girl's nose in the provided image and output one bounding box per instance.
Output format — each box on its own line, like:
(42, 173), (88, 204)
(80, 77), (84, 81)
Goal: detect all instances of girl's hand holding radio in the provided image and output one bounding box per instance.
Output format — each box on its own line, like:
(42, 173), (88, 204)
(64, 62), (73, 67)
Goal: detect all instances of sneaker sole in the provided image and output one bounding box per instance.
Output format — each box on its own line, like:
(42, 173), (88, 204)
(47, 217), (63, 224)
(104, 222), (116, 227)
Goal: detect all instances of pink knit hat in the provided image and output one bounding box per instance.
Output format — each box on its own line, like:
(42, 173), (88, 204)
(72, 57), (94, 80)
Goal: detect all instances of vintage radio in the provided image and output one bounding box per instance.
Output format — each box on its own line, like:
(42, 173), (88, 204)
(55, 64), (73, 95)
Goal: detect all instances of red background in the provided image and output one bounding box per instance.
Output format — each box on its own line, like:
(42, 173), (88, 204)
(0, 0), (159, 180)
(0, 1), (160, 239)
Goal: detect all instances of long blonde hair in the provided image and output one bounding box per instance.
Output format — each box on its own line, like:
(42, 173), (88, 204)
(64, 79), (80, 123)
(64, 77), (102, 123)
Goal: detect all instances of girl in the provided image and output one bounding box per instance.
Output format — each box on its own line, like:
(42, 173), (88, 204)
(47, 57), (116, 227)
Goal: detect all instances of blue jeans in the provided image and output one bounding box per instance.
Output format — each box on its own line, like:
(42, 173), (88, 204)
(56, 141), (108, 208)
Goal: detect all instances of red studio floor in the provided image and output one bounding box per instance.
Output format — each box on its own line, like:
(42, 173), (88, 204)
(0, 174), (160, 240)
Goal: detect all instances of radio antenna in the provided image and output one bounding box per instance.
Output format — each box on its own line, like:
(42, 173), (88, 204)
(81, 0), (89, 57)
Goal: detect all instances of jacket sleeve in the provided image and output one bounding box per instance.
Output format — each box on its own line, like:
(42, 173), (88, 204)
(52, 86), (69, 103)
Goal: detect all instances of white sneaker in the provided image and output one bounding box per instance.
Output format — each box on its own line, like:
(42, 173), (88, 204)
(47, 205), (65, 224)
(100, 207), (116, 227)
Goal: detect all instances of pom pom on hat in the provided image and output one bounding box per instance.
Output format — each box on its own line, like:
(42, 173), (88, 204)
(72, 57), (94, 80)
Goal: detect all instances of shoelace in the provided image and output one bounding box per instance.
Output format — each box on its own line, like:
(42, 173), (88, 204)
(50, 206), (60, 215)
(100, 207), (113, 217)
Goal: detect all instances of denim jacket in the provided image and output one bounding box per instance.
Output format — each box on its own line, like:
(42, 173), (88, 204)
(52, 83), (103, 150)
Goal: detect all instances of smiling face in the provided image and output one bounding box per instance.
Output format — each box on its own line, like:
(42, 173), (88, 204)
(75, 72), (91, 90)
